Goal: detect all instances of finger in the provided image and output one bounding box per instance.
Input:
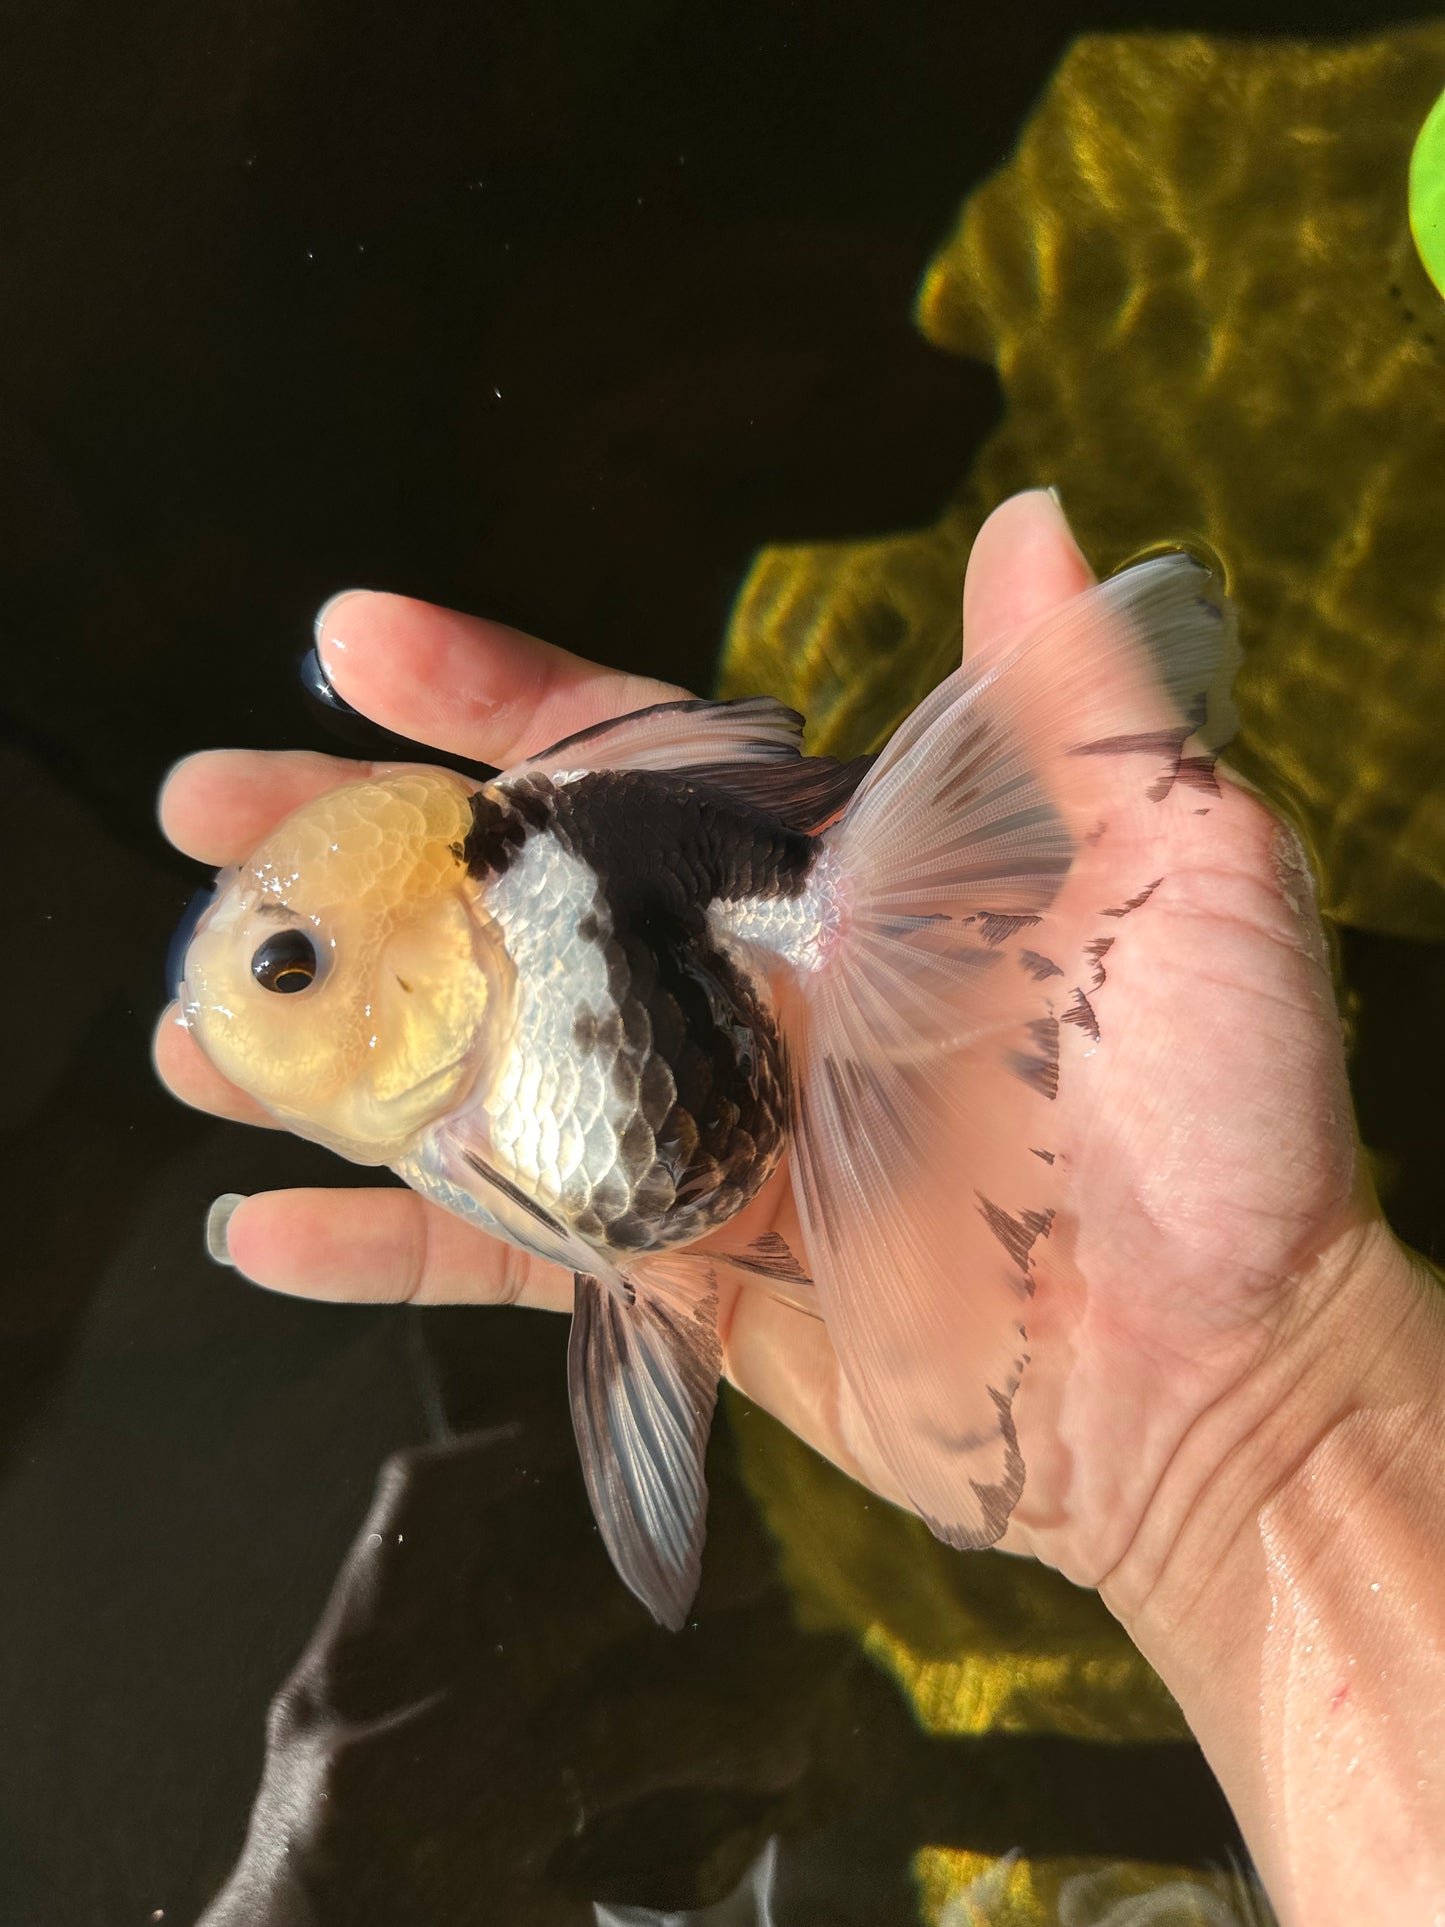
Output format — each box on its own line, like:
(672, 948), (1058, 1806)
(210, 1186), (573, 1312)
(316, 591), (692, 768)
(721, 1286), (870, 1480)
(961, 485), (1221, 847)
(160, 748), (379, 864)
(153, 1004), (280, 1129)
(962, 488), (1097, 658)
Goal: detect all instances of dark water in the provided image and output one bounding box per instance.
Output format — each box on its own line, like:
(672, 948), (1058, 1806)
(2, 3), (1439, 1923)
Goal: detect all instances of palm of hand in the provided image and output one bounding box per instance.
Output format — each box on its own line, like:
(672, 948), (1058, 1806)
(718, 756), (1358, 1586)
(156, 493), (1363, 1590)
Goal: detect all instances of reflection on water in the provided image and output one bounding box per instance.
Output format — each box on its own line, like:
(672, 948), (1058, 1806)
(179, 1396), (1245, 1924)
(716, 21), (1445, 1921)
(192, 1413), (846, 1925)
(724, 23), (1445, 942)
(595, 1836), (779, 1926)
(929, 1853), (1274, 1927)
(732, 1403), (1184, 1745)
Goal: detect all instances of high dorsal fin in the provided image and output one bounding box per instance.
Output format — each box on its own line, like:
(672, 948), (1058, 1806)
(682, 752), (876, 832)
(512, 694), (872, 832)
(515, 694), (805, 777)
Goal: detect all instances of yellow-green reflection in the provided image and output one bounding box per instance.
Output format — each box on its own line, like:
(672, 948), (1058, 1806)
(731, 1400), (1182, 1743)
(915, 1850), (1272, 1925)
(1411, 86), (1445, 297)
(722, 25), (1445, 1919)
(721, 25), (1445, 938)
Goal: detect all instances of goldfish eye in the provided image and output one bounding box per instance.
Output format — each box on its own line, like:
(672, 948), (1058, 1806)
(251, 928), (319, 995)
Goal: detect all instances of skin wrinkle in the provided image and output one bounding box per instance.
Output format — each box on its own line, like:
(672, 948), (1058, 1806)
(1101, 1220), (1419, 1627)
(402, 1193), (433, 1307)
(1257, 1395), (1445, 1921)
(1026, 1284), (1266, 1587)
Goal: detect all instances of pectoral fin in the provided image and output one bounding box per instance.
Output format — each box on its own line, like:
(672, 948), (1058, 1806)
(568, 1256), (722, 1630)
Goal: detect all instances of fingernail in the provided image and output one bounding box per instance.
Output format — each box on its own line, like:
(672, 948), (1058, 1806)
(206, 1193), (247, 1266)
(1046, 485), (1066, 513)
(313, 588), (371, 651)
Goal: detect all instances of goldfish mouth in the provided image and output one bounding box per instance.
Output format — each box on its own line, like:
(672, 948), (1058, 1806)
(380, 1048), (483, 1119)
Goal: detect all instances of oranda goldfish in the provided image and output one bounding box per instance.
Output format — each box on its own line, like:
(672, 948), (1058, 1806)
(177, 557), (1237, 1627)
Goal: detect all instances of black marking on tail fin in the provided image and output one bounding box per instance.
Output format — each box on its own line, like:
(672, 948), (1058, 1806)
(968, 912), (1043, 947)
(1177, 754), (1221, 795)
(1102, 878), (1163, 919)
(822, 1051), (917, 1143)
(881, 912), (952, 937)
(1061, 987), (1101, 1042)
(1009, 1017), (1060, 1100)
(1069, 726), (1190, 761)
(936, 720), (995, 810)
(1018, 949), (1064, 982)
(922, 1384), (1027, 1545)
(1083, 937), (1114, 988)
(976, 1194), (1055, 1278)
(1069, 722), (1202, 803)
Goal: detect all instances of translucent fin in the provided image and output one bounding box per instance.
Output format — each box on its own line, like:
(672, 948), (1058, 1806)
(786, 555), (1240, 1547)
(568, 1253), (722, 1630)
(519, 694), (805, 777)
(517, 694), (873, 832)
(397, 1114), (631, 1298)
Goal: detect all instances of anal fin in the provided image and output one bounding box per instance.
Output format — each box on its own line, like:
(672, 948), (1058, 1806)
(568, 1254), (722, 1630)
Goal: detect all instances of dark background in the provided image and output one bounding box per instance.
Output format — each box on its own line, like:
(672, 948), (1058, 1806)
(1, 2), (1437, 1922)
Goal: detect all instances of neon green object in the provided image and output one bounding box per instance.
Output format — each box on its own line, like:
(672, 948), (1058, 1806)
(1411, 84), (1445, 298)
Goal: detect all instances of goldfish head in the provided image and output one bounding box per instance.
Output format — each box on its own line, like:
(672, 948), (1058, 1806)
(179, 769), (509, 1163)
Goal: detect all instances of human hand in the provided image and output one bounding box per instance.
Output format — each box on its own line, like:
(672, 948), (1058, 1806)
(154, 489), (1393, 1599)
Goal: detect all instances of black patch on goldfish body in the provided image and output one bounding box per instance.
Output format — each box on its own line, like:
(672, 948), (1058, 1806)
(461, 779), (552, 880)
(573, 898), (788, 1255)
(467, 765), (865, 1259)
(542, 768), (816, 914)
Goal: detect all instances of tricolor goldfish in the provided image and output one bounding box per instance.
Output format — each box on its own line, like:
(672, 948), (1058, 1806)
(177, 557), (1237, 1626)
